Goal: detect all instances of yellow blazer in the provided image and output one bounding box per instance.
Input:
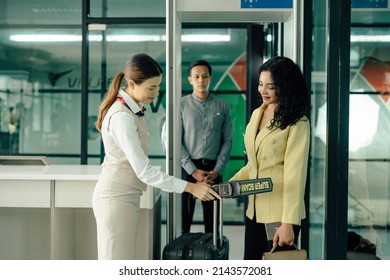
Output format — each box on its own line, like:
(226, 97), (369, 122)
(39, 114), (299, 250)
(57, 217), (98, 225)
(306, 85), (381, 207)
(229, 105), (310, 225)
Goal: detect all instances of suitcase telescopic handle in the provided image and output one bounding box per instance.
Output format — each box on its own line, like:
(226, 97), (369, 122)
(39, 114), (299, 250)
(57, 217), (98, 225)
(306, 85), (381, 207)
(212, 199), (223, 248)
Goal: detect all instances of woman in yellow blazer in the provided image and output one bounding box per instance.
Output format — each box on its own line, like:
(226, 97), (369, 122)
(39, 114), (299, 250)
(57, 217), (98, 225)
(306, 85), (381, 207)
(230, 56), (310, 260)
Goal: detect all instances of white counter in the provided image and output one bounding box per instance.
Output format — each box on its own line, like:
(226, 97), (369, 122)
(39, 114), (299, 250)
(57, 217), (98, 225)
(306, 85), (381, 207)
(0, 164), (159, 209)
(0, 164), (161, 260)
(0, 165), (100, 180)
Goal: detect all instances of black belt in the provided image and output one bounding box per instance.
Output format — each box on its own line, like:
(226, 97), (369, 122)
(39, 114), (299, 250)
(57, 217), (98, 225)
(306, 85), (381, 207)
(192, 158), (216, 165)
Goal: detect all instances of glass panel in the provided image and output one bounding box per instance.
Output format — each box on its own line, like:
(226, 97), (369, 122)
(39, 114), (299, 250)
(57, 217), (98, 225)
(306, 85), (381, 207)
(310, 0), (328, 260)
(88, 25), (168, 235)
(87, 28), (104, 165)
(90, 0), (165, 18)
(348, 6), (390, 259)
(181, 27), (247, 224)
(87, 25), (166, 165)
(310, 0), (390, 261)
(0, 25), (81, 162)
(0, 0), (81, 25)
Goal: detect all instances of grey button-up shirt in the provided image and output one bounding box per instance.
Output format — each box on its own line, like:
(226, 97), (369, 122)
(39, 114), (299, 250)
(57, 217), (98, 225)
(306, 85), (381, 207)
(181, 93), (233, 176)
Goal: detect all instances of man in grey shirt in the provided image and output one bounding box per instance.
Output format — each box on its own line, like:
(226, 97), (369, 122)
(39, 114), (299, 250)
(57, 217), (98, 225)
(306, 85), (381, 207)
(181, 60), (233, 233)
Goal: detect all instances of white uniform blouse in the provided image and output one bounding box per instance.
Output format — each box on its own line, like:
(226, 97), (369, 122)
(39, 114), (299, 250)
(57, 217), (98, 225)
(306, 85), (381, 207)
(108, 88), (186, 193)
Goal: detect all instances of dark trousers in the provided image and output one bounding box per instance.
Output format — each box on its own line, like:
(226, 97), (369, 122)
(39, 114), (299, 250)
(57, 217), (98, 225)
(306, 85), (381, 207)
(182, 159), (222, 234)
(243, 215), (301, 260)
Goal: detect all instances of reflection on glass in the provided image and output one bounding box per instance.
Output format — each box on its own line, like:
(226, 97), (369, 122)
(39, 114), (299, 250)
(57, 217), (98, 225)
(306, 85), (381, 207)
(90, 0), (165, 18)
(0, 0), (81, 25)
(309, 0), (328, 260)
(347, 26), (390, 259)
(0, 24), (82, 157)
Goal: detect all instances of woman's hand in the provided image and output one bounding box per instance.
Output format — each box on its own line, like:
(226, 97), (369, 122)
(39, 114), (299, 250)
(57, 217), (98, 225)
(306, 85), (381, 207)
(184, 182), (221, 201)
(273, 223), (295, 247)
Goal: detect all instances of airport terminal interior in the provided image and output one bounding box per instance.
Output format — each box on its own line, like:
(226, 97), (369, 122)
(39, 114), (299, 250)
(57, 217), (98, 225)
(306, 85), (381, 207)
(0, 0), (389, 260)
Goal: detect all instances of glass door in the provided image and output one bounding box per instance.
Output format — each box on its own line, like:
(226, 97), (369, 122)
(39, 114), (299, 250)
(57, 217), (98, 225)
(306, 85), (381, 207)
(180, 26), (248, 225)
(347, 4), (390, 260)
(309, 0), (390, 260)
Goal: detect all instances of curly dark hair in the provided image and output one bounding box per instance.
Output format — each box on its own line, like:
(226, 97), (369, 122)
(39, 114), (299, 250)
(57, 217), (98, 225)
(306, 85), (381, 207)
(259, 56), (310, 130)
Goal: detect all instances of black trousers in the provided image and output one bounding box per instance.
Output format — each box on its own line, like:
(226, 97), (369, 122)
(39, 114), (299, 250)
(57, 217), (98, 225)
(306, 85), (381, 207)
(244, 215), (301, 260)
(182, 159), (222, 234)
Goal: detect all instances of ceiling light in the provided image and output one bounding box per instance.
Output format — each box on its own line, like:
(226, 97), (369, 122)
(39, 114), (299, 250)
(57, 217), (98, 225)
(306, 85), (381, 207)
(182, 34), (230, 42)
(9, 33), (231, 43)
(10, 34), (81, 42)
(107, 35), (162, 42)
(351, 35), (390, 42)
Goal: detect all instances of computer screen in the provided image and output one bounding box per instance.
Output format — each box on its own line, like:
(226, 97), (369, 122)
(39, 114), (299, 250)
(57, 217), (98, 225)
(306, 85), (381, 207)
(0, 156), (50, 166)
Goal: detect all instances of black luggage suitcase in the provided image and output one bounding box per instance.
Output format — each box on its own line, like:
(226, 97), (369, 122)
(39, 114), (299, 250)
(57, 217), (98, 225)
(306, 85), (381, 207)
(162, 199), (229, 260)
(161, 232), (203, 259)
(186, 232), (229, 260)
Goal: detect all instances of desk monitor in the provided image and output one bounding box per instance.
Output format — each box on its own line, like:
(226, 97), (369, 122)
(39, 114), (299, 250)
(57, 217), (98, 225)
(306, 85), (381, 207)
(0, 156), (50, 166)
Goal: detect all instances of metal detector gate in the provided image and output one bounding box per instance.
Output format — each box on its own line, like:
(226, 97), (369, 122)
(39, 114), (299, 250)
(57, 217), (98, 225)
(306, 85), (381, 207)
(165, 0), (303, 243)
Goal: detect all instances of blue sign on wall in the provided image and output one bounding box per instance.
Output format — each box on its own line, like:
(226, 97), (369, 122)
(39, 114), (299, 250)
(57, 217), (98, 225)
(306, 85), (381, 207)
(352, 0), (388, 8)
(241, 0), (293, 9)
